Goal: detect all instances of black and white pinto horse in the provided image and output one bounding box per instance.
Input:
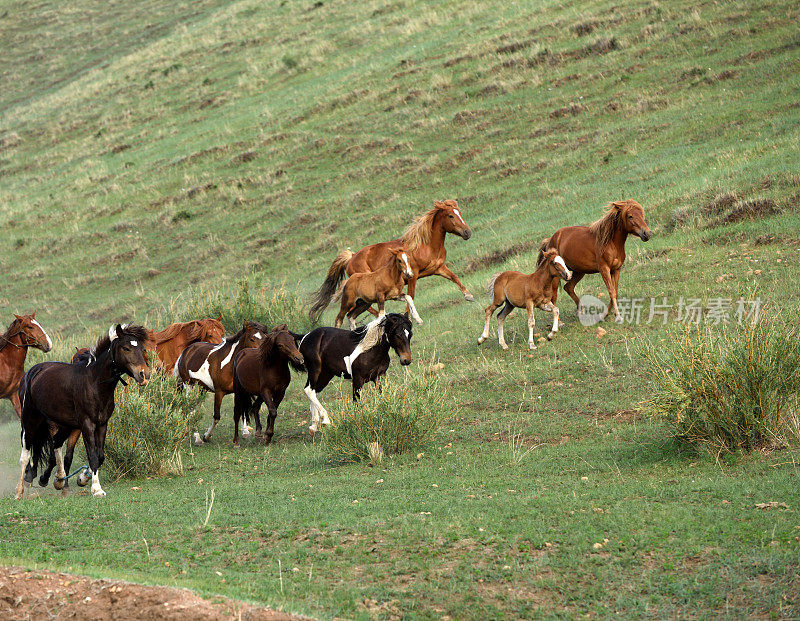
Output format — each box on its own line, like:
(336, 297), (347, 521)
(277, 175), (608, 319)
(174, 320), (268, 443)
(16, 324), (150, 499)
(296, 313), (413, 433)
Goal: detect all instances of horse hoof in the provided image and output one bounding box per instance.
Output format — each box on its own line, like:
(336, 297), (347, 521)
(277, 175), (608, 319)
(529, 344), (538, 350)
(464, 294), (475, 302)
(416, 318), (424, 325)
(76, 475), (89, 488)
(233, 442), (241, 449)
(264, 435), (273, 446)
(92, 489), (106, 498)
(38, 477), (49, 488)
(202, 434), (212, 444)
(308, 425), (318, 435)
(614, 315), (624, 324)
(193, 432), (204, 446)
(500, 344), (509, 351)
(546, 333), (554, 341)
(477, 337), (485, 345)
(54, 478), (65, 491)
(254, 430), (264, 439)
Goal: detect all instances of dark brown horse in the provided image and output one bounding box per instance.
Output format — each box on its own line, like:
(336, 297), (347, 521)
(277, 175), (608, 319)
(146, 316), (225, 370)
(478, 249), (572, 350)
(231, 325), (305, 447)
(174, 320), (268, 443)
(334, 246), (423, 328)
(539, 200), (651, 323)
(310, 200), (473, 320)
(297, 313), (413, 434)
(16, 324), (150, 499)
(0, 312), (52, 417)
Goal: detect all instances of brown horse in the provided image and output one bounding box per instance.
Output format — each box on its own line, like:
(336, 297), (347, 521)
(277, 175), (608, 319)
(146, 316), (225, 370)
(539, 200), (651, 323)
(0, 313), (52, 417)
(334, 247), (423, 329)
(479, 249), (572, 350)
(310, 199), (473, 320)
(174, 320), (268, 443)
(231, 325), (305, 447)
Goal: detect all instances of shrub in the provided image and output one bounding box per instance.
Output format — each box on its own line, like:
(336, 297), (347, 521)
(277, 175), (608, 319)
(643, 313), (800, 455)
(323, 370), (449, 464)
(104, 372), (206, 478)
(170, 278), (313, 334)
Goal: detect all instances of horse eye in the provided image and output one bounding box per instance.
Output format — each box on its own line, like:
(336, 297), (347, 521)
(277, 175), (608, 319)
(122, 346), (131, 351)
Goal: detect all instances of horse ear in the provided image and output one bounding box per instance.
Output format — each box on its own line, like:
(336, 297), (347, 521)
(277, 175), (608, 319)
(272, 323), (288, 332)
(31, 310), (36, 318)
(13, 314), (22, 321)
(434, 200), (444, 208)
(216, 313), (223, 322)
(404, 309), (410, 319)
(115, 324), (125, 339)
(611, 201), (625, 210)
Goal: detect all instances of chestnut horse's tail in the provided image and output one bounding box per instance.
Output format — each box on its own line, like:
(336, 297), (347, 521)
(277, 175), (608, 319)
(536, 236), (551, 266)
(309, 249), (354, 322)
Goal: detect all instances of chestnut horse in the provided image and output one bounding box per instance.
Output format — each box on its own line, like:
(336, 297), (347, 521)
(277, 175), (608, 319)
(231, 325), (305, 447)
(309, 199), (473, 320)
(146, 316), (225, 370)
(0, 313), (52, 417)
(334, 247), (423, 328)
(174, 320), (268, 443)
(539, 200), (651, 323)
(478, 249), (572, 350)
(16, 324), (149, 499)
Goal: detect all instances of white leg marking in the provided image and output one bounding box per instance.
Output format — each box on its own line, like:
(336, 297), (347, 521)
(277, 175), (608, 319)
(55, 447), (66, 480)
(91, 470), (106, 498)
(528, 308), (537, 350)
(305, 386), (320, 433)
(498, 313), (508, 350)
(240, 416), (251, 437)
(404, 295), (423, 324)
(348, 315), (357, 330)
(548, 307), (560, 340)
(204, 418), (219, 440)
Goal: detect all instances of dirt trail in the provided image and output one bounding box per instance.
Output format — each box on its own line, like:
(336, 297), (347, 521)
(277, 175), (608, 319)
(0, 566), (307, 621)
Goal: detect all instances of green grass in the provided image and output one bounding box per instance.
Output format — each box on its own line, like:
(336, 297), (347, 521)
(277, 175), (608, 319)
(1, 0), (800, 617)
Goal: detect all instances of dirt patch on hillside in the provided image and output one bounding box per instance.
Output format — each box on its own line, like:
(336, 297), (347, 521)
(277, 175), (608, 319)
(0, 566), (304, 621)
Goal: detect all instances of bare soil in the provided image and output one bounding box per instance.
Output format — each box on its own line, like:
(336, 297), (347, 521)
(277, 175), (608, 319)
(0, 566), (306, 621)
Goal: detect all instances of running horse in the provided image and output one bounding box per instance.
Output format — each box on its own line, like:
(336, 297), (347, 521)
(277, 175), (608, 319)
(174, 320), (268, 443)
(309, 199), (473, 321)
(0, 313), (52, 417)
(539, 200), (651, 323)
(16, 324), (149, 499)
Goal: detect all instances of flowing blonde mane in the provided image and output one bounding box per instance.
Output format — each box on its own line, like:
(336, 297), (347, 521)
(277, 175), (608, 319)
(399, 206), (440, 251)
(588, 202), (625, 249)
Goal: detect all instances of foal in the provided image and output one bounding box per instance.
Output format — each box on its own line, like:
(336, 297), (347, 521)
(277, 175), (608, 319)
(334, 247), (423, 328)
(175, 320), (268, 443)
(297, 313), (413, 434)
(232, 325), (305, 447)
(16, 324), (149, 499)
(478, 249), (572, 350)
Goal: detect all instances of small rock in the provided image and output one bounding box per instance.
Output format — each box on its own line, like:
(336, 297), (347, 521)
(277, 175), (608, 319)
(596, 327), (607, 338)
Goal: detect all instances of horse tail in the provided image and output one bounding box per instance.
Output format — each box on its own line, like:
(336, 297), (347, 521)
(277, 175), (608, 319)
(309, 249), (354, 322)
(487, 273), (501, 298)
(18, 367), (53, 471)
(537, 237), (551, 266)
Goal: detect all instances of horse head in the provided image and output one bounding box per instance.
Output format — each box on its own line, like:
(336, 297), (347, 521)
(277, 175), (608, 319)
(435, 199), (472, 240)
(262, 324), (305, 369)
(200, 316), (226, 344)
(12, 311), (52, 352)
(109, 324), (150, 385)
(614, 200), (651, 241)
(389, 247), (415, 282)
(383, 313), (413, 366)
(242, 320), (270, 348)
(541, 249), (573, 281)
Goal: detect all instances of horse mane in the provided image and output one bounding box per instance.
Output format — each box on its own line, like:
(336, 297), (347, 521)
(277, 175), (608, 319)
(400, 206), (441, 251)
(154, 321), (196, 343)
(588, 203), (624, 250)
(354, 316), (387, 353)
(89, 324), (149, 362)
(0, 317), (21, 352)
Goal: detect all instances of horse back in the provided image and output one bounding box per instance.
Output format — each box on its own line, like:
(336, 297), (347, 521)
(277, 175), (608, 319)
(548, 226), (600, 273)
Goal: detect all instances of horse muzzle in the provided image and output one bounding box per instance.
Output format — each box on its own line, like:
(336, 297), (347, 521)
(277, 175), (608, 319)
(400, 354), (412, 366)
(461, 228), (472, 240)
(639, 229), (651, 242)
(37, 341), (52, 353)
(135, 369), (151, 386)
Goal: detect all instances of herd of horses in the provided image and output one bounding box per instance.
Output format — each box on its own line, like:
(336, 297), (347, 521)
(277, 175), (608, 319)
(2, 198), (650, 499)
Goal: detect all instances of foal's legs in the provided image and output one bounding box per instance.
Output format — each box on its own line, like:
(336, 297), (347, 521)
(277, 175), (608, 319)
(526, 301), (537, 350)
(547, 305), (561, 340)
(403, 294), (423, 324)
(563, 272), (585, 309)
(478, 300), (500, 345)
(496, 302), (514, 350)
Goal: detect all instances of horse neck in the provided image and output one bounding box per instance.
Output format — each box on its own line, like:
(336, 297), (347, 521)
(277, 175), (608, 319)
(610, 221), (629, 251)
(86, 348), (123, 392)
(0, 333), (28, 369)
(531, 264), (554, 289)
(428, 212), (447, 251)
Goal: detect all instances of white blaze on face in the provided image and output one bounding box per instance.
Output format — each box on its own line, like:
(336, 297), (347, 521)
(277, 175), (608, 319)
(453, 208), (466, 225)
(254, 332), (262, 340)
(553, 255), (572, 280)
(30, 319), (52, 349)
(400, 253), (413, 277)
(130, 340), (138, 347)
(404, 329), (409, 339)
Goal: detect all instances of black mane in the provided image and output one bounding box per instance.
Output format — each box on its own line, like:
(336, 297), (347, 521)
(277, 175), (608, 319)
(90, 324), (149, 361)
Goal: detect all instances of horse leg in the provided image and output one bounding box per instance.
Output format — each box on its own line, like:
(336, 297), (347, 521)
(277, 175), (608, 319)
(347, 299), (371, 330)
(10, 390), (21, 419)
(305, 372), (332, 431)
(611, 269), (622, 323)
(39, 426), (66, 487)
(547, 305), (561, 340)
(564, 272), (585, 309)
(250, 398), (264, 438)
(526, 301), (537, 350)
(16, 429), (33, 500)
(598, 265), (620, 322)
(202, 391), (224, 443)
(403, 294), (423, 324)
(403, 276), (419, 315)
(232, 393), (248, 448)
(262, 392), (278, 445)
(497, 302), (514, 350)
(478, 301), (500, 345)
(376, 296), (386, 318)
(57, 429), (81, 494)
(435, 264), (474, 302)
(81, 423), (105, 498)
(352, 374), (366, 401)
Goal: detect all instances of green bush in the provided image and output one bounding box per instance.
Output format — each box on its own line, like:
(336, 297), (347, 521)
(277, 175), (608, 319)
(169, 278), (313, 334)
(643, 313), (800, 455)
(105, 372), (206, 478)
(323, 370), (449, 464)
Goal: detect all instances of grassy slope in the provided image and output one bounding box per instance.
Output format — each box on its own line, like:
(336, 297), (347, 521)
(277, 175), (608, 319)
(1, 0), (800, 618)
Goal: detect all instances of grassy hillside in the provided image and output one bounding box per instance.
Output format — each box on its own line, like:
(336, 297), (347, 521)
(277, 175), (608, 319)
(1, 0), (800, 618)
